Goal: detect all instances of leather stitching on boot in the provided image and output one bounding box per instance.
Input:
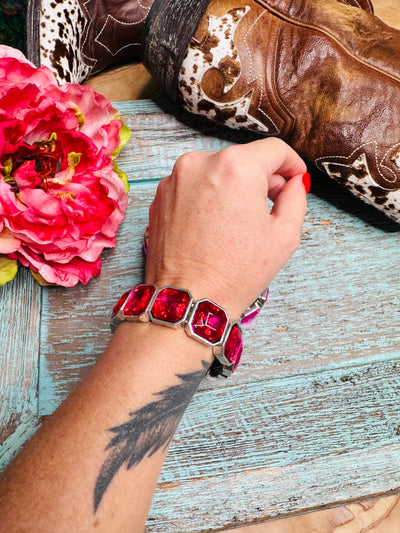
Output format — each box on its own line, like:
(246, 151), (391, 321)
(243, 10), (265, 84)
(256, 0), (400, 84)
(94, 15), (144, 56)
(316, 143), (400, 219)
(36, 0), (151, 83)
(178, 5), (293, 136)
(80, 0), (147, 62)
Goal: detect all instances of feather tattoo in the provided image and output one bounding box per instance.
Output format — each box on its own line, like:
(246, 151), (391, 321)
(94, 361), (209, 512)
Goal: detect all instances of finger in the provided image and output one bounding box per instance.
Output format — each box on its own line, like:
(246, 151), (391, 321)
(267, 173), (288, 202)
(233, 137), (307, 180)
(270, 174), (308, 230)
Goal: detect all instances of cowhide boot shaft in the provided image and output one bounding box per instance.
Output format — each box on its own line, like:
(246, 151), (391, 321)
(144, 0), (400, 222)
(27, 0), (153, 83)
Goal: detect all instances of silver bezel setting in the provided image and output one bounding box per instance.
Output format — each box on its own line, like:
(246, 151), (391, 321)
(149, 286), (193, 329)
(240, 287), (269, 324)
(110, 285), (156, 333)
(213, 321), (243, 366)
(185, 298), (229, 347)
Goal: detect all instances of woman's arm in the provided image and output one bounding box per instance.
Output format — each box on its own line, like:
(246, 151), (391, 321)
(0, 138), (308, 533)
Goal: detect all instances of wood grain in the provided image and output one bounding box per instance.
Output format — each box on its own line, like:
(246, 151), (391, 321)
(0, 269), (41, 468)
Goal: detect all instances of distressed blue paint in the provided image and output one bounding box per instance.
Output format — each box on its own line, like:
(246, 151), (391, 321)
(0, 413), (38, 470)
(147, 445), (400, 532)
(163, 361), (400, 482)
(115, 99), (257, 183)
(37, 349), (61, 416)
(0, 268), (41, 469)
(3, 100), (400, 531)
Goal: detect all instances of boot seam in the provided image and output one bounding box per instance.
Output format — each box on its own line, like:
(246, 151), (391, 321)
(255, 0), (400, 85)
(271, 19), (296, 140)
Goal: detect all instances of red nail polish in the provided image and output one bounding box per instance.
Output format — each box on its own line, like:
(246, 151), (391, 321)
(302, 172), (311, 194)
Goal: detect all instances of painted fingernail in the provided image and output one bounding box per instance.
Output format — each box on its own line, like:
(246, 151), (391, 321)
(302, 172), (311, 194)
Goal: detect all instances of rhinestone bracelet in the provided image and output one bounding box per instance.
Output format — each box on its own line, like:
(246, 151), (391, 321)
(111, 284), (244, 378)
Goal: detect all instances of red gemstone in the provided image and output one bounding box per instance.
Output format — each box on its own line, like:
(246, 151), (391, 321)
(151, 287), (191, 324)
(123, 284), (155, 317)
(111, 289), (131, 318)
(224, 323), (243, 370)
(190, 300), (228, 344)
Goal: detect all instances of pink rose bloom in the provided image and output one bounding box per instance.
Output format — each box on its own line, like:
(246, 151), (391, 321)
(0, 45), (129, 286)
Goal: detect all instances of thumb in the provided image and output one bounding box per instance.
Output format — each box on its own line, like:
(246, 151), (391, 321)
(270, 173), (308, 231)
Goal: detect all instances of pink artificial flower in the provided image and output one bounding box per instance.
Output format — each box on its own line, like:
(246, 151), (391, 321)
(0, 45), (129, 287)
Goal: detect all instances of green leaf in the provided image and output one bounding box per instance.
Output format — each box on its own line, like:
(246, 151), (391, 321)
(0, 256), (18, 285)
(112, 123), (131, 159)
(113, 161), (130, 193)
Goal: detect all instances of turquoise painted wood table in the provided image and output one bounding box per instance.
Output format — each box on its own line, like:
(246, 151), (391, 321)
(1, 99), (400, 532)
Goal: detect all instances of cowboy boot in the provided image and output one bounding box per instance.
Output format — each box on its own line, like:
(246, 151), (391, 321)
(340, 0), (373, 10)
(143, 0), (400, 223)
(26, 0), (154, 83)
(25, 0), (372, 85)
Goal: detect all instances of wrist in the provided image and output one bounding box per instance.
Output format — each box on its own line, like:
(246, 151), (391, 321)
(144, 273), (245, 320)
(111, 284), (245, 378)
(112, 320), (213, 373)
(144, 229), (249, 319)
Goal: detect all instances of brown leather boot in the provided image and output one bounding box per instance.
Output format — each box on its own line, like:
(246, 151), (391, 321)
(25, 0), (371, 84)
(340, 0), (373, 10)
(143, 0), (400, 223)
(26, 0), (154, 83)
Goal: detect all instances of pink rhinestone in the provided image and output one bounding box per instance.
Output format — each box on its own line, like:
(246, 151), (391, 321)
(241, 288), (269, 325)
(191, 300), (228, 344)
(151, 287), (191, 323)
(111, 289), (131, 318)
(224, 323), (243, 371)
(240, 308), (261, 325)
(123, 285), (155, 317)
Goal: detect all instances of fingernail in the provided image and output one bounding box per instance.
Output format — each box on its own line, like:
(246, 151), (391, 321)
(302, 172), (311, 194)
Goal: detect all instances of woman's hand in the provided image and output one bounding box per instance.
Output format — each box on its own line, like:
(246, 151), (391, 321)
(146, 137), (308, 319)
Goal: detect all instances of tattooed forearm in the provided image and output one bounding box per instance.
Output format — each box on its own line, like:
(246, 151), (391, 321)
(94, 360), (209, 512)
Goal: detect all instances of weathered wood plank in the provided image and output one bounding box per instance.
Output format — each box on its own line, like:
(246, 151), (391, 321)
(29, 100), (400, 530)
(115, 99), (260, 181)
(0, 269), (41, 470)
(146, 360), (400, 531)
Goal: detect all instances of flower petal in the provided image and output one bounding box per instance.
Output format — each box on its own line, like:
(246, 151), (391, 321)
(0, 227), (20, 253)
